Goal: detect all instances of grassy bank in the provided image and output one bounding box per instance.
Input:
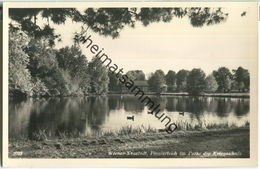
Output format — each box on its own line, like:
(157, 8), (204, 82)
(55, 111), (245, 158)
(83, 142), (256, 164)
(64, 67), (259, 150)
(9, 127), (249, 158)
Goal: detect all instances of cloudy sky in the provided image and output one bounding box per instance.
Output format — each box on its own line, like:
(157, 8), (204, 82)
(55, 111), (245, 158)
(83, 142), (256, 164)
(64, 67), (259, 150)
(52, 4), (257, 76)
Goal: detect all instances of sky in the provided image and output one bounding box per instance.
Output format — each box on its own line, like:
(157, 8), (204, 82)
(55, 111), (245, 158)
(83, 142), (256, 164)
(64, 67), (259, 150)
(51, 5), (257, 76)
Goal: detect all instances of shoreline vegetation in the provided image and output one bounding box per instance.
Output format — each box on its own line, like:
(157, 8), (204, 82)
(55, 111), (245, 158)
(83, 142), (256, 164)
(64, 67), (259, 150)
(11, 92), (249, 99)
(9, 127), (249, 158)
(9, 29), (250, 99)
(108, 92), (250, 98)
(9, 92), (250, 100)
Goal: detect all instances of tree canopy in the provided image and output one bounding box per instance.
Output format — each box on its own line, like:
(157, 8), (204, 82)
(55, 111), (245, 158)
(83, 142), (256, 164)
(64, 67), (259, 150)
(165, 70), (176, 92)
(232, 67), (250, 92)
(176, 69), (189, 92)
(87, 58), (109, 94)
(126, 70), (146, 81)
(187, 68), (206, 95)
(9, 29), (33, 96)
(148, 69), (166, 93)
(9, 7), (228, 45)
(213, 67), (232, 92)
(205, 74), (218, 92)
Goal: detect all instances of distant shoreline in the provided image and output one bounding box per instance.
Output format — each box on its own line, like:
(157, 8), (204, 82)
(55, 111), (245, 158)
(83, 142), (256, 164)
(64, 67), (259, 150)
(107, 92), (250, 98)
(10, 92), (250, 99)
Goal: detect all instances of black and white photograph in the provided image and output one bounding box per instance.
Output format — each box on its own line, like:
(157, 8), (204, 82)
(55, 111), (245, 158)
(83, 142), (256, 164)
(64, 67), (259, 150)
(2, 1), (258, 167)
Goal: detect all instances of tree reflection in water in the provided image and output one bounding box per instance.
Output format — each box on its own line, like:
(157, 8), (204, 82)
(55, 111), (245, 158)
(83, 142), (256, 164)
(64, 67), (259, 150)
(9, 95), (250, 139)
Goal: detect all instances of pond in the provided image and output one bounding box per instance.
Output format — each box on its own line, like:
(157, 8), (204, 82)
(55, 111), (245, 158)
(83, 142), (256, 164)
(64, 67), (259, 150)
(9, 95), (249, 139)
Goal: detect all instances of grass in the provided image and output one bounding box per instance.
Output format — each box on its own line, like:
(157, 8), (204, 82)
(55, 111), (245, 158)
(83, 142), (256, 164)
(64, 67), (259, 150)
(31, 129), (48, 141)
(26, 120), (250, 141)
(9, 127), (250, 158)
(103, 125), (157, 136)
(174, 119), (249, 131)
(28, 125), (157, 141)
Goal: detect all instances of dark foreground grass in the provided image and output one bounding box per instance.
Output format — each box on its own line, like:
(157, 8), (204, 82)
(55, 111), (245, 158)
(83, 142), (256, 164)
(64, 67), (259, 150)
(24, 121), (249, 141)
(9, 127), (249, 158)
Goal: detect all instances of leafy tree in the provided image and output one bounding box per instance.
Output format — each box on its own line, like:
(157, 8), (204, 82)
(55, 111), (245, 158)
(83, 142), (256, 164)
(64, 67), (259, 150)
(232, 66), (250, 92)
(9, 29), (33, 96)
(56, 45), (90, 95)
(25, 38), (70, 96)
(9, 8), (78, 46)
(165, 70), (176, 92)
(126, 70), (145, 81)
(205, 74), (218, 93)
(87, 58), (109, 94)
(238, 82), (245, 91)
(223, 76), (232, 93)
(176, 69), (189, 92)
(147, 69), (166, 93)
(213, 67), (232, 92)
(43, 70), (69, 96)
(108, 72), (122, 92)
(77, 7), (228, 39)
(31, 78), (48, 96)
(187, 68), (206, 95)
(26, 38), (58, 78)
(9, 7), (228, 43)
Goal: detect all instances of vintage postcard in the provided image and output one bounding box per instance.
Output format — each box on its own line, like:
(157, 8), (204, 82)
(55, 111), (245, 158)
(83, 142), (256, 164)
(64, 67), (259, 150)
(2, 1), (258, 167)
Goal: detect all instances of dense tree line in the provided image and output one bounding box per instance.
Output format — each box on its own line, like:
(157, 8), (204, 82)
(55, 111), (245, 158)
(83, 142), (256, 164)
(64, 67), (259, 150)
(148, 67), (249, 94)
(9, 8), (243, 97)
(9, 28), (109, 97)
(9, 27), (250, 97)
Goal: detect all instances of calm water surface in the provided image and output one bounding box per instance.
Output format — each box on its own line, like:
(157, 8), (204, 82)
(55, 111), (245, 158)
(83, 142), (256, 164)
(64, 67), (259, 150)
(9, 95), (249, 139)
